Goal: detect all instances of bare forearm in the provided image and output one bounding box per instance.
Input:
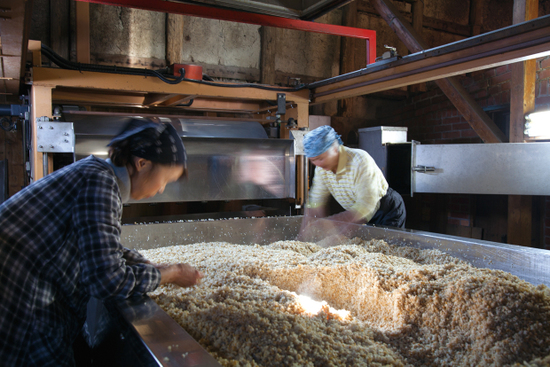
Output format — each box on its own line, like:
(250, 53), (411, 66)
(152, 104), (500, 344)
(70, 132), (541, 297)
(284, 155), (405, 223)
(328, 210), (364, 224)
(324, 210), (365, 236)
(298, 207), (326, 241)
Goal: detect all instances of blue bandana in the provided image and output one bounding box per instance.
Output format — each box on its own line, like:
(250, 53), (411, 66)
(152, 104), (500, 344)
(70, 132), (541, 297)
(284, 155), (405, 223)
(303, 126), (343, 158)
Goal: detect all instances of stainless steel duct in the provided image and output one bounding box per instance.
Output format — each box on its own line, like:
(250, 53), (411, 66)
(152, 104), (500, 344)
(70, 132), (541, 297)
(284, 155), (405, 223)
(359, 126), (550, 196)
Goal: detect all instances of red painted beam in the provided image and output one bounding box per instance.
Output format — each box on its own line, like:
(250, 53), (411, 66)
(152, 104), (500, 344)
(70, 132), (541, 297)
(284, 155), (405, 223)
(76, 0), (377, 64)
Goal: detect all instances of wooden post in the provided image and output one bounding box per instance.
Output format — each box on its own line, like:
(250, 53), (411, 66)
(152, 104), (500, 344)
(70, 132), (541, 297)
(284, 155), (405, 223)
(28, 40), (42, 67)
(339, 1), (364, 118)
(260, 26), (278, 85)
(324, 23), (341, 117)
(469, 0), (484, 36)
(30, 86), (53, 182)
(50, 0), (70, 60)
(167, 13), (185, 65)
(508, 0), (538, 246)
(281, 102), (309, 206)
(409, 0), (426, 93)
(76, 1), (90, 63)
(281, 102), (309, 130)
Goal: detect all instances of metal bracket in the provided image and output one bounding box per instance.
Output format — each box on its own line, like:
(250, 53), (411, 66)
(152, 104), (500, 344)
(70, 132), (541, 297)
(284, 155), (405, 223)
(412, 165), (436, 173)
(36, 118), (75, 177)
(276, 93), (286, 116)
(290, 129), (308, 155)
(36, 119), (75, 153)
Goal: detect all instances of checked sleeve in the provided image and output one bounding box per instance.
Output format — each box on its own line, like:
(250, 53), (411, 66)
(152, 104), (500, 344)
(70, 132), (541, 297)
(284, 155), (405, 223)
(74, 170), (161, 299)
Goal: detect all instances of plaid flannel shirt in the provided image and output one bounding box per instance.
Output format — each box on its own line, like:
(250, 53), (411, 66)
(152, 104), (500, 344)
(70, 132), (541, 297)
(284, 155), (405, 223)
(0, 156), (161, 366)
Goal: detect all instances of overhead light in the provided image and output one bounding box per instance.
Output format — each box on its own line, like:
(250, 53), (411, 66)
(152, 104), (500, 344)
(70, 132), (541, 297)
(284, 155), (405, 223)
(525, 110), (550, 138)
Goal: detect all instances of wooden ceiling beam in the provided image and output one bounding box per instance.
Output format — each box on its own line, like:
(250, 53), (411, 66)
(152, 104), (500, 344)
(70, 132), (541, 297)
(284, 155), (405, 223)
(507, 0), (538, 247)
(31, 67), (311, 104)
(357, 1), (472, 37)
(52, 89), (145, 106)
(182, 98), (261, 112)
(313, 7), (550, 142)
(370, 0), (505, 143)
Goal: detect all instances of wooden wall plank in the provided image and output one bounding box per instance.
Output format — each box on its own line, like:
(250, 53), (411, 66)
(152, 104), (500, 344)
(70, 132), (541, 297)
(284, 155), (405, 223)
(50, 0), (70, 60)
(409, 0), (427, 93)
(260, 26), (278, 85)
(5, 120), (24, 196)
(469, 0), (484, 36)
(76, 1), (90, 63)
(340, 1), (365, 118)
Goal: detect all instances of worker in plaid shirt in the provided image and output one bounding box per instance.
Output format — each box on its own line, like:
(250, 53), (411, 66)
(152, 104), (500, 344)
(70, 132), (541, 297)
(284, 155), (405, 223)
(0, 118), (202, 366)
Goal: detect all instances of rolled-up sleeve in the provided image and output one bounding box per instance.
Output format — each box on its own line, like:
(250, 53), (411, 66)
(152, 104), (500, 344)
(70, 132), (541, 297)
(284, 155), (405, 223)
(74, 171), (161, 299)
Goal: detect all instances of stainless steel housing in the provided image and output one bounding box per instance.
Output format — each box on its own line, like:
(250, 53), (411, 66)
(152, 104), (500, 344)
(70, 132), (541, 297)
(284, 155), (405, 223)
(358, 125), (550, 197)
(104, 217), (550, 366)
(64, 113), (296, 204)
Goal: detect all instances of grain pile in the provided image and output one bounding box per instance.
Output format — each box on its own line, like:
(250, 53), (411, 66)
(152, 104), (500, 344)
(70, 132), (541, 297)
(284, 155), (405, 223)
(142, 238), (550, 367)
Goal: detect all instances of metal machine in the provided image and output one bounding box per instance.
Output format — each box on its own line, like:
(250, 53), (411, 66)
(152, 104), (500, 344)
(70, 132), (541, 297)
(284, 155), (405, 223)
(86, 216), (550, 366)
(36, 112), (298, 219)
(359, 126), (550, 196)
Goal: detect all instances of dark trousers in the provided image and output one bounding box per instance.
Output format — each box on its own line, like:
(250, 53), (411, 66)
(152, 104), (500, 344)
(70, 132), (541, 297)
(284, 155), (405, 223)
(370, 187), (406, 228)
(327, 187), (406, 228)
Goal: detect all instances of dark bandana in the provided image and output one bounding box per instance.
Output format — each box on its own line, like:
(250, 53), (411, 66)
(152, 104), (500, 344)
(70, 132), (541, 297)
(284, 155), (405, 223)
(109, 118), (187, 166)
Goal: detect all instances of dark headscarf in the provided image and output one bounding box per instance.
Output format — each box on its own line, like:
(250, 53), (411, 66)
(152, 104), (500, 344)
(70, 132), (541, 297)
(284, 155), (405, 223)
(108, 118), (187, 166)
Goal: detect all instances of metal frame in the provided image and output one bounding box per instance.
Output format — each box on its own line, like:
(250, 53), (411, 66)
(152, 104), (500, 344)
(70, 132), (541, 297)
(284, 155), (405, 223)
(29, 67), (310, 185)
(121, 216), (550, 288)
(310, 14), (550, 103)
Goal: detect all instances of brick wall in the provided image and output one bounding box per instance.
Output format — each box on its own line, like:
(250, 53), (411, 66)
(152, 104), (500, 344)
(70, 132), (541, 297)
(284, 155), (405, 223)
(382, 64), (519, 144)
(447, 195), (472, 227)
(378, 56), (550, 247)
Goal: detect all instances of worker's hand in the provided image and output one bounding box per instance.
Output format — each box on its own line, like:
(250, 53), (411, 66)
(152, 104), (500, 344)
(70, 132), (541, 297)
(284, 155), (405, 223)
(158, 263), (203, 288)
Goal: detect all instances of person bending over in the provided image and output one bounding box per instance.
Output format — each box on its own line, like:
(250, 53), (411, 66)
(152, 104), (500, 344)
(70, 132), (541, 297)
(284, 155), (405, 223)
(299, 125), (406, 241)
(0, 118), (202, 366)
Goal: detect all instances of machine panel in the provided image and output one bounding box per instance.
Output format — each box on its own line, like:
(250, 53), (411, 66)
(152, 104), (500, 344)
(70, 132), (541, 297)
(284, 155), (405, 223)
(413, 142), (550, 195)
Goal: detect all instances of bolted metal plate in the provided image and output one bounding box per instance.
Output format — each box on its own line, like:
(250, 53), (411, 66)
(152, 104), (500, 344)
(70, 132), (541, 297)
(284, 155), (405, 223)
(36, 121), (75, 153)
